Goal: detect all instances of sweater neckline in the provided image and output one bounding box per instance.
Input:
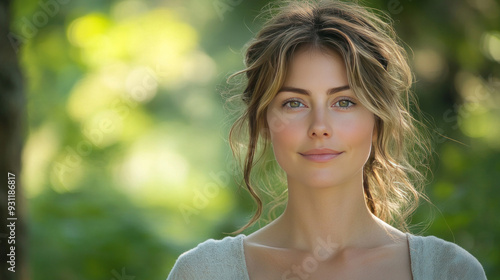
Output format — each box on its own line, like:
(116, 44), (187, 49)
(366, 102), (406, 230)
(234, 233), (416, 280)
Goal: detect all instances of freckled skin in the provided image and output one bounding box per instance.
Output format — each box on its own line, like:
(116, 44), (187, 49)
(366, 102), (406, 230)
(266, 48), (376, 189)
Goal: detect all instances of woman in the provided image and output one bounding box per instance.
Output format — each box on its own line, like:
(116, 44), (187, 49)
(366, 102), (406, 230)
(168, 1), (486, 279)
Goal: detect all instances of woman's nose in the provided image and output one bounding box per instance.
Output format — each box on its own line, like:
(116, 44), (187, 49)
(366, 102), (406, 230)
(308, 109), (332, 138)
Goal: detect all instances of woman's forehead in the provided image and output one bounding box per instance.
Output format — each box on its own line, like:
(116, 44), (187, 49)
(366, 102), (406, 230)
(282, 48), (349, 90)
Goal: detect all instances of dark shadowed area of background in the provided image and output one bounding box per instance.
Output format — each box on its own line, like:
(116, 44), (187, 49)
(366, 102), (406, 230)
(2, 0), (499, 279)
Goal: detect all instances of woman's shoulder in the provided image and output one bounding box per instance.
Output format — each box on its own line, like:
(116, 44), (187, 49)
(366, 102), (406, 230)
(407, 233), (486, 279)
(166, 234), (248, 280)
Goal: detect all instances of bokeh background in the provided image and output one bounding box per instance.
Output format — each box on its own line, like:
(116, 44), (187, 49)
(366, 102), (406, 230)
(7, 0), (500, 278)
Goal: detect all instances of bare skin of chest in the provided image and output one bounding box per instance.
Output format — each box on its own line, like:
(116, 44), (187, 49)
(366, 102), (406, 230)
(244, 240), (413, 280)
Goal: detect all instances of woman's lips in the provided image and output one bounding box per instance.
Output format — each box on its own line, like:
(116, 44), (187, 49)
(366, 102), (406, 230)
(299, 149), (343, 163)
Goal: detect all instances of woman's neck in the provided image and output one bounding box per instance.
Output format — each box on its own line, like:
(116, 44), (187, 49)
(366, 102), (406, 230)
(267, 173), (390, 252)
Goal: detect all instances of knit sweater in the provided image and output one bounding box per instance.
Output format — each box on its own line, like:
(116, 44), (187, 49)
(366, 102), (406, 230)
(167, 233), (486, 279)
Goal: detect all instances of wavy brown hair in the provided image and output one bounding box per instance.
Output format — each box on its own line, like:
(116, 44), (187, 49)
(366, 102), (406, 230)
(227, 0), (430, 233)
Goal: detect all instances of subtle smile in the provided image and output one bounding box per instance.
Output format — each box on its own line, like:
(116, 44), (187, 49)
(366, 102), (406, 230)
(299, 148), (343, 163)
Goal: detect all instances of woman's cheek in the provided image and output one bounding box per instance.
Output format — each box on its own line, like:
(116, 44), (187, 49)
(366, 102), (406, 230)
(336, 114), (374, 147)
(271, 121), (299, 149)
(270, 119), (302, 166)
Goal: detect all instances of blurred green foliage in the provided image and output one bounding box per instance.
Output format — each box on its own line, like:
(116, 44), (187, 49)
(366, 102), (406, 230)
(12, 0), (499, 278)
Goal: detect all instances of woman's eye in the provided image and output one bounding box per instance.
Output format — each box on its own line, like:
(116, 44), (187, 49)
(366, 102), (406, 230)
(334, 99), (355, 108)
(283, 100), (305, 108)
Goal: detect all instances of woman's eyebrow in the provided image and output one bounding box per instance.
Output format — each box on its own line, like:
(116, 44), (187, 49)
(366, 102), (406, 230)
(277, 85), (350, 95)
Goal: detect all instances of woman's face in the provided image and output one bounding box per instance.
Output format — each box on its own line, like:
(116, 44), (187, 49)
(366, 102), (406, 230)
(266, 48), (376, 188)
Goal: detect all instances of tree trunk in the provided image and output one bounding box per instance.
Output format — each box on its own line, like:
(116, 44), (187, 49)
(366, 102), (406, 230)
(0, 0), (28, 279)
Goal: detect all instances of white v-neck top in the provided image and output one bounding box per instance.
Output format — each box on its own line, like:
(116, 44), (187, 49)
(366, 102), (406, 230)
(167, 233), (486, 280)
